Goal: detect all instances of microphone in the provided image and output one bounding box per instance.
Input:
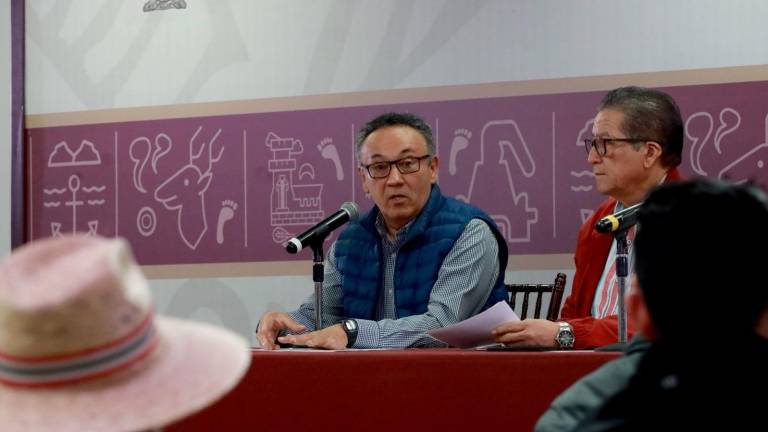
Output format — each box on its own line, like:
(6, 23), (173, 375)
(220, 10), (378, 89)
(595, 202), (643, 233)
(285, 202), (359, 254)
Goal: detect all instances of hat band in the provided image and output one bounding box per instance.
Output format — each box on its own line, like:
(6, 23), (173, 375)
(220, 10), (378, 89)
(0, 315), (159, 387)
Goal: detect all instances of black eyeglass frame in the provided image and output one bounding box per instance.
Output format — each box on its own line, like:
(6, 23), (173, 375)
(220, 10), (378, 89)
(583, 138), (651, 156)
(361, 154), (433, 179)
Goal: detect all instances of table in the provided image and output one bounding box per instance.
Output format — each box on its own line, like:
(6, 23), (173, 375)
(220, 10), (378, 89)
(169, 348), (621, 432)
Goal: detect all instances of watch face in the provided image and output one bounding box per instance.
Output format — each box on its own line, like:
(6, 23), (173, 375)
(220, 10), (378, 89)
(558, 330), (575, 347)
(343, 320), (357, 332)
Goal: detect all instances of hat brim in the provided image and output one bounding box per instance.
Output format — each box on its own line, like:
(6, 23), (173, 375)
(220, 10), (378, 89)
(0, 316), (250, 432)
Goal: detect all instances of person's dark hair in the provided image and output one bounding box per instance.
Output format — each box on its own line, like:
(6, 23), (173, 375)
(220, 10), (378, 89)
(356, 112), (435, 162)
(634, 178), (768, 341)
(598, 86), (683, 168)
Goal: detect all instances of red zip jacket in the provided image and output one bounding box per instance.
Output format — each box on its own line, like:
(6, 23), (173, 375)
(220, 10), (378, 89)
(561, 168), (682, 349)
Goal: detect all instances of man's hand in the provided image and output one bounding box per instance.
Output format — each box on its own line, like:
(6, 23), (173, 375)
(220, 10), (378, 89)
(492, 319), (560, 347)
(277, 324), (348, 350)
(256, 311), (307, 350)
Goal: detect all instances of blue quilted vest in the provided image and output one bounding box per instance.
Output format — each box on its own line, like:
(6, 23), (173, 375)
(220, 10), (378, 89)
(335, 185), (508, 320)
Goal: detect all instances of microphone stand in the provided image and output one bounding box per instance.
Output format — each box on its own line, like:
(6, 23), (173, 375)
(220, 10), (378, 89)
(597, 227), (630, 352)
(309, 241), (325, 331)
(614, 228), (629, 345)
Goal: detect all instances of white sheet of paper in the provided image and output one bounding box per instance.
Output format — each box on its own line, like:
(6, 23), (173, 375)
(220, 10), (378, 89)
(428, 301), (520, 348)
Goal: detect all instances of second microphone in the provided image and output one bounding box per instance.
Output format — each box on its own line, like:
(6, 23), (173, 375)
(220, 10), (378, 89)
(594, 202), (643, 233)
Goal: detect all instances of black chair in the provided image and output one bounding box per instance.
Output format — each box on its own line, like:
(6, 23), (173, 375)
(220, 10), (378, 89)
(505, 273), (567, 320)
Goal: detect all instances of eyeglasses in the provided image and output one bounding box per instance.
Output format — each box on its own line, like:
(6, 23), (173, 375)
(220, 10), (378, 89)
(361, 155), (432, 179)
(583, 138), (649, 157)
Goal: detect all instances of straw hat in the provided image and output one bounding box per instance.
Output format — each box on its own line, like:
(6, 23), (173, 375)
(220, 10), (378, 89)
(0, 235), (250, 432)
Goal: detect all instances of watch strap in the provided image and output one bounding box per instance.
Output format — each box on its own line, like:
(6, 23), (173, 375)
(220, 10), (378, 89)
(340, 319), (358, 348)
(555, 321), (575, 348)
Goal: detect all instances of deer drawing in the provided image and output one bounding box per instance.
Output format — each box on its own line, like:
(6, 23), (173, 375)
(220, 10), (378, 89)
(154, 126), (224, 250)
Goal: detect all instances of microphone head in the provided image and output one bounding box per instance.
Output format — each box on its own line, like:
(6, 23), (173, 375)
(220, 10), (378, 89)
(341, 201), (359, 222)
(285, 238), (301, 254)
(595, 216), (619, 233)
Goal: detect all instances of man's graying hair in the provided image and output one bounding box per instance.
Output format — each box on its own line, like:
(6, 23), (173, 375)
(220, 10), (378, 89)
(356, 112), (435, 162)
(598, 86), (684, 168)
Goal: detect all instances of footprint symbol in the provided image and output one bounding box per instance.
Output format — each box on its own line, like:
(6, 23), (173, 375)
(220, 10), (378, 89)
(216, 200), (238, 245)
(318, 138), (344, 181)
(449, 129), (472, 175)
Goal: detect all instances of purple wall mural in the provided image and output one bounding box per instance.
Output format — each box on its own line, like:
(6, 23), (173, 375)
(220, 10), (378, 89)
(26, 81), (768, 265)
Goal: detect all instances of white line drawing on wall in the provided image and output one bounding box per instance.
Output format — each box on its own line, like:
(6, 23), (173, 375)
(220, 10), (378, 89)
(154, 126), (224, 250)
(318, 137), (344, 181)
(216, 200), (238, 245)
(719, 113), (768, 183)
(43, 186), (65, 208)
(82, 185), (106, 193)
(455, 120), (539, 243)
(43, 187), (66, 194)
(686, 108), (741, 176)
(449, 129), (472, 175)
(572, 118), (596, 223)
(266, 132), (324, 244)
(64, 175), (84, 234)
(686, 112), (713, 175)
(298, 163), (316, 181)
(48, 140), (102, 167)
(129, 134), (172, 193)
(137, 206), (157, 237)
(49, 174), (106, 236)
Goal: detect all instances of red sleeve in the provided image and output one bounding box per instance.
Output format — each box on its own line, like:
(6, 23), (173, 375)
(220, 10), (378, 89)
(568, 315), (636, 349)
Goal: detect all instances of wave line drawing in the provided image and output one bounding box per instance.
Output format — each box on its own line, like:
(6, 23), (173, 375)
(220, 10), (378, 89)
(87, 199), (105, 206)
(43, 187), (67, 195)
(570, 170), (594, 178)
(43, 202), (61, 208)
(570, 185), (593, 192)
(82, 185), (107, 193)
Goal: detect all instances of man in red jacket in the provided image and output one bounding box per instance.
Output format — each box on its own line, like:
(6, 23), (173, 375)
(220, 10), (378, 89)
(493, 86), (684, 349)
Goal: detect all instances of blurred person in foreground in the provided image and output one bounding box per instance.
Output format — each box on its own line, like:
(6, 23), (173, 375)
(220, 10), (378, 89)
(257, 112), (509, 350)
(494, 86), (684, 349)
(0, 235), (250, 432)
(568, 178), (768, 431)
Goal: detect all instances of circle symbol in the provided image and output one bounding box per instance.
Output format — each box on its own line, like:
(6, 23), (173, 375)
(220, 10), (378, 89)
(136, 206), (157, 237)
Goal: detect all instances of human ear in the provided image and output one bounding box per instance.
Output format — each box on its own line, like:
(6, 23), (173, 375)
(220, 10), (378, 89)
(643, 141), (663, 168)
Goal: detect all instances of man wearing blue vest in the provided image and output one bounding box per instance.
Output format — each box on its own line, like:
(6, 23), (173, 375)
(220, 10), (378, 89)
(256, 112), (509, 350)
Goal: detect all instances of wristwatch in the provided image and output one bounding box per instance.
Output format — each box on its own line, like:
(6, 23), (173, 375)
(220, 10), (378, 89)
(339, 319), (358, 348)
(555, 322), (575, 349)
